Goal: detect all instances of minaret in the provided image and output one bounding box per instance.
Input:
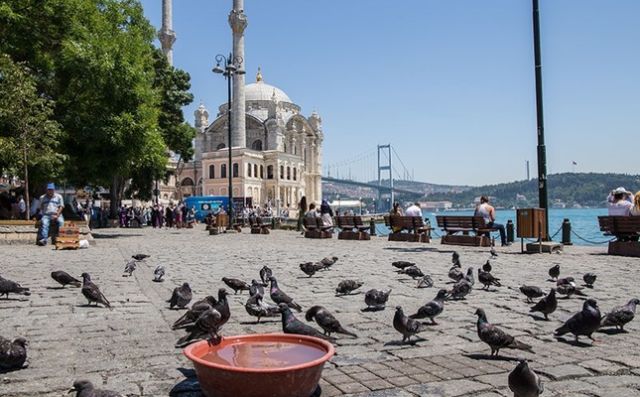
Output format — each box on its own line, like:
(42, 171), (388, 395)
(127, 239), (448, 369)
(229, 0), (247, 148)
(159, 0), (176, 65)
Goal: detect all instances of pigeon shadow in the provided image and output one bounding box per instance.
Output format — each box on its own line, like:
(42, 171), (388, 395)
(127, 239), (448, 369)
(360, 307), (385, 312)
(384, 337), (426, 346)
(92, 233), (142, 239)
(528, 314), (549, 322)
(76, 304), (108, 309)
(597, 328), (628, 335)
(554, 337), (593, 347)
(152, 279), (165, 283)
(335, 292), (362, 297)
(169, 368), (201, 396)
(463, 353), (520, 362)
(45, 286), (66, 290)
(239, 320), (279, 325)
(478, 288), (500, 293)
(383, 247), (439, 253)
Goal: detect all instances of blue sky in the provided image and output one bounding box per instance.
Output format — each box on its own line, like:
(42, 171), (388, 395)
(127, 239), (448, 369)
(140, 0), (639, 186)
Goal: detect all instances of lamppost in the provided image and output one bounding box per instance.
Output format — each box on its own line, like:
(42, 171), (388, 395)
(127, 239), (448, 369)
(359, 196), (362, 215)
(337, 194), (341, 215)
(213, 53), (244, 230)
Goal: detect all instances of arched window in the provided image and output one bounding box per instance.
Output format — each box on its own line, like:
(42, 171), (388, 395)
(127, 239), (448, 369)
(251, 140), (263, 151)
(286, 166), (291, 180)
(208, 165), (215, 179)
(217, 143), (226, 150)
(267, 165), (274, 179)
(254, 164), (258, 178)
(280, 165), (284, 179)
(260, 165), (264, 179)
(293, 168), (297, 181)
(247, 163), (252, 177)
(221, 164), (227, 178)
(233, 163), (239, 178)
(181, 177), (194, 186)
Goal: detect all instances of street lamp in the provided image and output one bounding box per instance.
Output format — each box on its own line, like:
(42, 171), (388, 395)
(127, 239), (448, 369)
(359, 196), (362, 215)
(213, 53), (245, 230)
(336, 194), (341, 215)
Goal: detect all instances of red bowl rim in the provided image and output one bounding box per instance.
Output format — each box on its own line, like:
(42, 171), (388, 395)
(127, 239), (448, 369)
(183, 333), (335, 374)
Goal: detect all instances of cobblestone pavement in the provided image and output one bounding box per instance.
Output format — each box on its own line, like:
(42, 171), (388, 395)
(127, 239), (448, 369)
(2, 227), (640, 396)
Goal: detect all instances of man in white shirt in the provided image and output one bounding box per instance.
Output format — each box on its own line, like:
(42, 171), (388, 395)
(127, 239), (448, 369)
(38, 183), (65, 246)
(607, 187), (633, 216)
(405, 202), (423, 217)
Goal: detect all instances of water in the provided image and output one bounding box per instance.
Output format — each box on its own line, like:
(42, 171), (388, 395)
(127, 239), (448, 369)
(376, 208), (610, 246)
(201, 341), (326, 369)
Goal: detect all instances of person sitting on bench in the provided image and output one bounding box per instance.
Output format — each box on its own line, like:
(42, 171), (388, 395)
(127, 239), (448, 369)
(405, 202), (423, 217)
(607, 187), (633, 216)
(320, 200), (334, 231)
(631, 191), (640, 217)
(37, 183), (65, 246)
(475, 195), (508, 246)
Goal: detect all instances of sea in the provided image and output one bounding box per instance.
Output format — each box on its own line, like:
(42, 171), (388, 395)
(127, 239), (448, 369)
(377, 208), (610, 247)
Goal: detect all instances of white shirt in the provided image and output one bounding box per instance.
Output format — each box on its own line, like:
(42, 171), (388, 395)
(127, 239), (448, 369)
(476, 203), (492, 224)
(609, 200), (632, 216)
(405, 205), (423, 217)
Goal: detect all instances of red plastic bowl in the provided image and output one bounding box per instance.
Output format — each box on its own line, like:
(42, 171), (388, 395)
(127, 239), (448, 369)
(183, 333), (335, 397)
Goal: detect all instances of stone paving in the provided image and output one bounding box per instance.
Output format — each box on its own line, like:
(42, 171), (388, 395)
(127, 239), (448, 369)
(2, 227), (640, 396)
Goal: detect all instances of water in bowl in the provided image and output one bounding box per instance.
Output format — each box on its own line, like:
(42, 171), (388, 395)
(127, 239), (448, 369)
(201, 341), (326, 369)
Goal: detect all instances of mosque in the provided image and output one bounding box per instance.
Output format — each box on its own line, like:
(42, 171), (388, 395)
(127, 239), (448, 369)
(157, 0), (323, 215)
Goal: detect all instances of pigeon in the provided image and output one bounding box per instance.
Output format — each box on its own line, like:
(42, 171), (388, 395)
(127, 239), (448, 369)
(245, 294), (280, 323)
(123, 260), (136, 277)
(519, 285), (544, 303)
(68, 380), (122, 397)
(0, 277), (30, 299)
(364, 289), (391, 310)
(583, 273), (597, 288)
(0, 336), (28, 371)
(556, 277), (575, 286)
(555, 298), (602, 343)
(475, 308), (533, 357)
(478, 269), (501, 290)
(417, 275), (434, 289)
(529, 288), (557, 320)
(249, 279), (265, 297)
(269, 277), (302, 312)
(447, 279), (472, 300)
(319, 256), (338, 270)
(448, 262), (464, 283)
(398, 265), (424, 279)
(131, 254), (149, 261)
(211, 289), (231, 328)
(451, 251), (460, 264)
(508, 359), (544, 397)
(335, 280), (363, 295)
(393, 306), (427, 343)
(167, 283), (192, 309)
(222, 277), (250, 294)
(279, 303), (334, 341)
(175, 307), (223, 347)
(80, 273), (111, 309)
(556, 283), (587, 299)
(153, 266), (165, 282)
(51, 271), (81, 288)
(464, 267), (475, 286)
(305, 305), (357, 337)
(259, 265), (273, 285)
(482, 260), (492, 273)
(600, 298), (640, 331)
(392, 261), (415, 270)
(490, 246), (498, 259)
(299, 262), (323, 277)
(548, 264), (560, 281)
(409, 289), (447, 324)
(172, 295), (218, 330)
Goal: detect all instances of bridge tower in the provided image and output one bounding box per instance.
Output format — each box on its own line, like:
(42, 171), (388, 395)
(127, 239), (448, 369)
(377, 144), (393, 213)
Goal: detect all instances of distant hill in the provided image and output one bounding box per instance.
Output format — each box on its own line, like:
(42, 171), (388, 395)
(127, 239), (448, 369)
(424, 173), (640, 208)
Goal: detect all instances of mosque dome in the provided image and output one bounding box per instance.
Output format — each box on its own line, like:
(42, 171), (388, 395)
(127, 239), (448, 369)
(244, 68), (292, 103)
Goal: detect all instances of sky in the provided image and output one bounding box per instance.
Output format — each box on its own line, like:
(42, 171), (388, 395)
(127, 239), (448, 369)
(139, 0), (640, 186)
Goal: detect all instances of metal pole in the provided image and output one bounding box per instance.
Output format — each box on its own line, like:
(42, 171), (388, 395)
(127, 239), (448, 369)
(532, 0), (549, 240)
(227, 57), (234, 230)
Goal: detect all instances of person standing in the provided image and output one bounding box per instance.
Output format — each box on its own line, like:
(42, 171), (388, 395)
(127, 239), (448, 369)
(475, 196), (508, 246)
(37, 183), (65, 246)
(18, 195), (26, 219)
(165, 205), (174, 228)
(297, 196), (307, 231)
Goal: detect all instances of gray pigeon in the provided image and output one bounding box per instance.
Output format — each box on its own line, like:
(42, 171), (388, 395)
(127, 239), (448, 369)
(556, 283), (587, 299)
(167, 283), (192, 309)
(222, 277), (250, 294)
(269, 277), (302, 312)
(409, 289), (447, 324)
(153, 266), (165, 282)
(464, 267), (475, 286)
(279, 303), (335, 341)
(583, 273), (597, 288)
(68, 380), (122, 397)
(305, 305), (357, 337)
(482, 260), (492, 272)
(299, 262), (323, 277)
(417, 275), (434, 289)
(529, 289), (557, 320)
(0, 277), (30, 299)
(249, 279), (265, 297)
(123, 260), (136, 277)
(0, 336), (28, 371)
(519, 285), (544, 303)
(80, 273), (111, 309)
(212, 288), (231, 328)
(259, 265), (273, 285)
(392, 261), (415, 270)
(393, 306), (427, 343)
(245, 294), (280, 323)
(508, 359), (544, 397)
(548, 264), (560, 281)
(364, 289), (391, 310)
(335, 280), (363, 295)
(172, 295), (217, 330)
(554, 299), (601, 343)
(448, 261), (464, 282)
(478, 269), (501, 290)
(490, 246), (498, 259)
(319, 256), (338, 269)
(399, 265), (424, 279)
(556, 277), (575, 286)
(175, 307), (223, 348)
(447, 279), (472, 300)
(51, 271), (81, 288)
(475, 308), (534, 357)
(131, 254), (149, 261)
(601, 298), (639, 331)
(451, 251), (460, 263)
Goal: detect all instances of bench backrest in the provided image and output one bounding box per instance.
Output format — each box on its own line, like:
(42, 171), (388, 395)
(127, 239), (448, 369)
(389, 216), (420, 229)
(598, 216), (640, 234)
(336, 216), (356, 229)
(436, 216), (488, 230)
(303, 216), (321, 230)
(354, 216), (366, 227)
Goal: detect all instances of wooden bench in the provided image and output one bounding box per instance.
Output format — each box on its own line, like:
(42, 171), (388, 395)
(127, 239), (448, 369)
(384, 215), (431, 243)
(335, 216), (370, 240)
(598, 216), (640, 257)
(248, 216), (271, 234)
(436, 216), (496, 247)
(303, 217), (333, 239)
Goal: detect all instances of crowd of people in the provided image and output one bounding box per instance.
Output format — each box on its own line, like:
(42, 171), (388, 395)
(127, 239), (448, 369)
(118, 203), (196, 229)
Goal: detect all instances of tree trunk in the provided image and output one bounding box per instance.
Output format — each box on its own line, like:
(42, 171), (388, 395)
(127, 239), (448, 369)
(23, 134), (30, 220)
(110, 176), (124, 219)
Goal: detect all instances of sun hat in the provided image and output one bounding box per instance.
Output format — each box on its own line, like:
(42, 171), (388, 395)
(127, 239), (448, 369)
(613, 187), (629, 194)
(46, 182), (55, 190)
